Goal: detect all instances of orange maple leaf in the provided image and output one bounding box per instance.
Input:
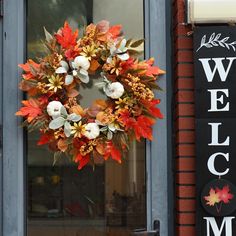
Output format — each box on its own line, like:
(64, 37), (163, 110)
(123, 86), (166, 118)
(55, 21), (78, 49)
(37, 133), (52, 145)
(146, 58), (165, 76)
(134, 116), (155, 141)
(204, 188), (221, 206)
(108, 25), (122, 39)
(104, 141), (122, 164)
(75, 153), (90, 170)
(119, 111), (155, 141)
(15, 99), (42, 122)
(142, 99), (164, 119)
(18, 59), (40, 80)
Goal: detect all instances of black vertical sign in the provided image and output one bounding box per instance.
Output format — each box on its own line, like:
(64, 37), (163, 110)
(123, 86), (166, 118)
(195, 26), (236, 236)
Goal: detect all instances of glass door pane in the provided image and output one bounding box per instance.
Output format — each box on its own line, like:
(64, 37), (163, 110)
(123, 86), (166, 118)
(26, 1), (145, 235)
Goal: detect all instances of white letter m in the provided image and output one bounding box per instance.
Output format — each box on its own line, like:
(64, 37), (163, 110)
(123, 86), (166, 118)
(204, 217), (235, 236)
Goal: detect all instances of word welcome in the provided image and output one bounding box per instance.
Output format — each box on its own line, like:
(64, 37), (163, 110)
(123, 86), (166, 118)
(199, 56), (236, 236)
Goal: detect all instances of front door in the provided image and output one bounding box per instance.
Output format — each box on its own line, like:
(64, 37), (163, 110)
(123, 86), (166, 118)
(1, 0), (173, 236)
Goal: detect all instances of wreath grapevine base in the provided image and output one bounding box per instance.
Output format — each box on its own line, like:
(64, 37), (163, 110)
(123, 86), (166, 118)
(16, 21), (164, 170)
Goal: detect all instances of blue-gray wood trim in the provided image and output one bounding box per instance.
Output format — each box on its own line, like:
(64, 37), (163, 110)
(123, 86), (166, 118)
(0, 15), (3, 236)
(2, 0), (26, 235)
(144, 0), (173, 235)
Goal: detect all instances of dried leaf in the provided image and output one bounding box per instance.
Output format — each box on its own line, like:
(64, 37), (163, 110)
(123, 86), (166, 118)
(70, 105), (85, 116)
(126, 38), (132, 47)
(44, 27), (53, 42)
(67, 88), (79, 98)
(89, 59), (100, 72)
(53, 152), (62, 166)
(93, 150), (104, 165)
(127, 49), (143, 57)
(130, 39), (144, 48)
(96, 141), (106, 155)
(57, 139), (68, 152)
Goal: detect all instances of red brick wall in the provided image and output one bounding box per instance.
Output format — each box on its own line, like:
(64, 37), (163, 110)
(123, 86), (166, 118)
(173, 0), (196, 235)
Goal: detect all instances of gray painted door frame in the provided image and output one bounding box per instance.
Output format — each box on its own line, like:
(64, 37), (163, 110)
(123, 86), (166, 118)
(0, 9), (3, 236)
(0, 0), (173, 235)
(2, 0), (26, 236)
(144, 0), (173, 235)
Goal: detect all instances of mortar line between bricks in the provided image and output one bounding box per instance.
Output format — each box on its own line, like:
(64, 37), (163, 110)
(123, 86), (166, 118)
(175, 48), (193, 52)
(175, 35), (193, 39)
(175, 130), (195, 132)
(175, 170), (196, 174)
(177, 211), (196, 214)
(176, 197), (196, 200)
(176, 183), (195, 186)
(175, 102), (195, 105)
(175, 156), (196, 159)
(175, 154), (196, 158)
(174, 90), (195, 94)
(177, 212), (196, 215)
(177, 212), (196, 214)
(175, 143), (195, 146)
(174, 101), (195, 105)
(175, 142), (195, 146)
(176, 61), (193, 65)
(175, 170), (196, 173)
(174, 64), (193, 69)
(176, 76), (194, 79)
(176, 224), (196, 227)
(173, 31), (191, 38)
(176, 62), (193, 65)
(176, 130), (195, 132)
(175, 115), (195, 119)
(176, 88), (195, 91)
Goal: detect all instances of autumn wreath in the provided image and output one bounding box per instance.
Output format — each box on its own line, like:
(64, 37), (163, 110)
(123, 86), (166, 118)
(16, 21), (164, 170)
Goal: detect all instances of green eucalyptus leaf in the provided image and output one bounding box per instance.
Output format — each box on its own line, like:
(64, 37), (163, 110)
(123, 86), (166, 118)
(49, 117), (65, 129)
(95, 82), (106, 89)
(67, 113), (81, 122)
(107, 130), (113, 140)
(64, 121), (71, 137)
(60, 106), (68, 117)
(100, 126), (108, 132)
(78, 73), (89, 83)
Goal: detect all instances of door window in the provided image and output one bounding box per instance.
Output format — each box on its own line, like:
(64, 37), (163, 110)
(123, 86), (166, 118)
(27, 1), (145, 235)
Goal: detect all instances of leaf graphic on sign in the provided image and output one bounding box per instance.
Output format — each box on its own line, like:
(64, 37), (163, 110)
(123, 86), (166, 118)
(197, 33), (236, 52)
(204, 188), (220, 206)
(216, 185), (234, 204)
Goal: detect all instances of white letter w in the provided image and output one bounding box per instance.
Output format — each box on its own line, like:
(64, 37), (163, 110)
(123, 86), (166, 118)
(198, 57), (236, 82)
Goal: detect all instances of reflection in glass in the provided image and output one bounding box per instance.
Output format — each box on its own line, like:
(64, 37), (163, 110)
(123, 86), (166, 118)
(27, 1), (145, 235)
